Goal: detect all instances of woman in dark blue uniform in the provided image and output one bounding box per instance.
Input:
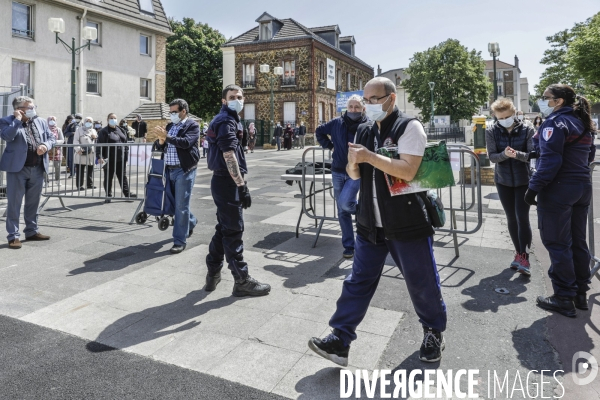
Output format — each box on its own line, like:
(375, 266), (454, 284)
(525, 84), (597, 317)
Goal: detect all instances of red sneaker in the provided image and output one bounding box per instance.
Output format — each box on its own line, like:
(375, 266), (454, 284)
(510, 253), (521, 270)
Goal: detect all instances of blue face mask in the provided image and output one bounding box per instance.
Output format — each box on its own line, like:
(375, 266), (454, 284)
(227, 100), (243, 113)
(84, 122), (92, 129)
(537, 100), (555, 117)
(170, 113), (181, 124)
(108, 118), (118, 127)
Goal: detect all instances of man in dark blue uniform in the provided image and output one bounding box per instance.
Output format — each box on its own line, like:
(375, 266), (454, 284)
(526, 84), (596, 317)
(204, 84), (270, 297)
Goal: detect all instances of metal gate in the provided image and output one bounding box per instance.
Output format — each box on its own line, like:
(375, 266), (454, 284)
(240, 119), (271, 146)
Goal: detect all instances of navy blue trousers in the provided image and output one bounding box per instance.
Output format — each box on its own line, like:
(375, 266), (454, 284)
(329, 229), (447, 345)
(537, 180), (592, 298)
(206, 174), (249, 282)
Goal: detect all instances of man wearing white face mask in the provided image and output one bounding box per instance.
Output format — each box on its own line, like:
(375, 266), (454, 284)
(309, 77), (447, 365)
(516, 110), (532, 128)
(153, 99), (200, 254)
(0, 96), (55, 249)
(203, 84), (270, 297)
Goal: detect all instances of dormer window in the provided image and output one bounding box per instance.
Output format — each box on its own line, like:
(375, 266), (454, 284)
(139, 0), (154, 15)
(260, 22), (272, 40)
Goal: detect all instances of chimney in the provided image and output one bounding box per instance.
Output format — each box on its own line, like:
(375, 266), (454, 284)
(377, 64), (382, 75)
(514, 55), (519, 68)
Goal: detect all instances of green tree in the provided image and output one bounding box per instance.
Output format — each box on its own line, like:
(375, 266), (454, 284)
(166, 18), (226, 120)
(403, 39), (492, 123)
(567, 13), (600, 95)
(534, 25), (583, 97)
(535, 15), (600, 102)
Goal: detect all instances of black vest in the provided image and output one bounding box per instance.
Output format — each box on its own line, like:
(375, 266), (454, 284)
(489, 122), (532, 187)
(355, 112), (434, 244)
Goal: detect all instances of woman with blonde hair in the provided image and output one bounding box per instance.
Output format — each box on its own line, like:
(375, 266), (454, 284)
(485, 98), (535, 275)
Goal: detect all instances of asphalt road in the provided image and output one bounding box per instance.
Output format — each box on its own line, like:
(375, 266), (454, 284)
(0, 315), (286, 400)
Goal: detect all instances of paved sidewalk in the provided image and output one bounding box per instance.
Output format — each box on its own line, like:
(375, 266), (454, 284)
(0, 147), (598, 399)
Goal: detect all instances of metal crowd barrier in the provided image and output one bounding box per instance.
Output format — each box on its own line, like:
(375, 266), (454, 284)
(281, 144), (484, 253)
(280, 146), (336, 248)
(589, 161), (600, 278)
(39, 142), (152, 224)
(437, 144), (483, 257)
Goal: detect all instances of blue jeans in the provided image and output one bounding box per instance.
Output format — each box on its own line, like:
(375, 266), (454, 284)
(330, 230), (447, 345)
(167, 167), (197, 246)
(206, 174), (248, 282)
(331, 171), (359, 251)
(6, 164), (45, 241)
(276, 136), (281, 150)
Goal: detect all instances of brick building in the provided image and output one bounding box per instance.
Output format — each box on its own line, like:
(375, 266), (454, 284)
(221, 12), (373, 134)
(481, 56), (530, 114)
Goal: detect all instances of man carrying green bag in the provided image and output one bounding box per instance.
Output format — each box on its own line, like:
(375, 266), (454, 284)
(308, 77), (448, 366)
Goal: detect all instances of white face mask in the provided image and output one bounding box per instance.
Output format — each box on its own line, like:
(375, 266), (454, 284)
(364, 96), (391, 122)
(84, 122), (92, 129)
(108, 118), (118, 127)
(25, 109), (37, 119)
(498, 116), (515, 128)
(516, 115), (524, 121)
(48, 120), (56, 127)
(228, 99), (244, 113)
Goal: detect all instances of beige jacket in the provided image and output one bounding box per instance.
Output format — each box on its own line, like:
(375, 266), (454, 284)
(74, 126), (97, 165)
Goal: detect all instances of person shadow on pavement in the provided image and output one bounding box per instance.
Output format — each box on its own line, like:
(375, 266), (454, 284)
(461, 268), (530, 313)
(68, 238), (174, 275)
(512, 293), (599, 393)
(86, 289), (240, 353)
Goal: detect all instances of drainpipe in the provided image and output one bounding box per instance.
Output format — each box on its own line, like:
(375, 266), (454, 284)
(78, 8), (88, 115)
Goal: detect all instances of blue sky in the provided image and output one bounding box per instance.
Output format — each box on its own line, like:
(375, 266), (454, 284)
(161, 0), (599, 91)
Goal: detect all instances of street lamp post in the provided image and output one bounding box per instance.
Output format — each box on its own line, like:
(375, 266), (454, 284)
(48, 18), (97, 115)
(488, 42), (500, 101)
(259, 64), (283, 143)
(428, 81), (435, 130)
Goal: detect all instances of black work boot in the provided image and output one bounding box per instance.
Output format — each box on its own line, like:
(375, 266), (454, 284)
(536, 295), (577, 317)
(308, 329), (349, 367)
(232, 276), (270, 297)
(205, 272), (221, 292)
(574, 293), (589, 311)
(419, 327), (445, 363)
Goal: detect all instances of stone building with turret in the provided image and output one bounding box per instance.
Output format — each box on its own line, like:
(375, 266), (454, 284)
(221, 12), (373, 136)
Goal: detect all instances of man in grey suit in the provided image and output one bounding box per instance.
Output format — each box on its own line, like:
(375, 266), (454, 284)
(0, 96), (55, 249)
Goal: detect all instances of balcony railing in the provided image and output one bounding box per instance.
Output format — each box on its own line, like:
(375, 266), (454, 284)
(242, 77), (256, 88)
(282, 77), (296, 86)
